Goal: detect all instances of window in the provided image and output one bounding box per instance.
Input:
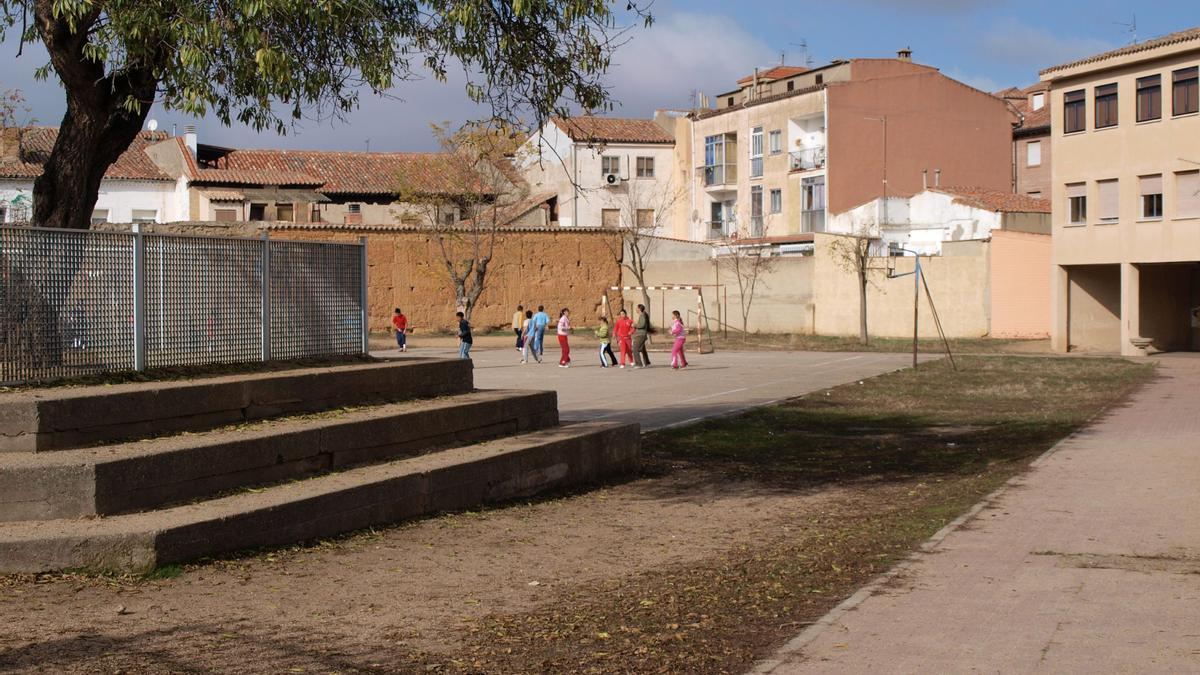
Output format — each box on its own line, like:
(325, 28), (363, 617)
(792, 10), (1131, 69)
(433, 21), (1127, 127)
(750, 185), (764, 236)
(0, 206), (6, 223)
(311, 205), (323, 222)
(90, 209), (109, 225)
(1173, 66), (1199, 116)
(601, 155), (621, 177)
(347, 203), (361, 215)
(1176, 171), (1200, 219)
(276, 203), (294, 222)
(1136, 74), (1162, 122)
(1097, 179), (1119, 222)
(815, 74), (823, 85)
(131, 209), (157, 224)
(214, 208), (238, 222)
(249, 203), (266, 220)
(1140, 175), (1163, 219)
(769, 188), (782, 214)
(801, 176), (826, 232)
(786, 80), (794, 92)
(635, 156), (654, 178)
(749, 126), (764, 178)
(1094, 83), (1118, 128)
(1066, 183), (1086, 224)
(768, 130), (782, 155)
(636, 209), (654, 230)
(1031, 92), (1045, 111)
(727, 96), (734, 107)
(1064, 89), (1086, 133)
(1026, 141), (1041, 167)
(601, 208), (620, 228)
(703, 133), (735, 185)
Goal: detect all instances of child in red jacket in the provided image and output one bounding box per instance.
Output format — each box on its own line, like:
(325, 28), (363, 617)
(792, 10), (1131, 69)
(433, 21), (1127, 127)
(613, 309), (634, 368)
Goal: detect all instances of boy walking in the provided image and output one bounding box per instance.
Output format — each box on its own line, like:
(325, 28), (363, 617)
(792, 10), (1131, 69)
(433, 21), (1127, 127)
(512, 304), (525, 352)
(532, 305), (550, 357)
(456, 311), (473, 359)
(392, 307), (408, 352)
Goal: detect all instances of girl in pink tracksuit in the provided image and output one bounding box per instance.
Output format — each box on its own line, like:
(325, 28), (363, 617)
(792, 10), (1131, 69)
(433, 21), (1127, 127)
(669, 310), (688, 369)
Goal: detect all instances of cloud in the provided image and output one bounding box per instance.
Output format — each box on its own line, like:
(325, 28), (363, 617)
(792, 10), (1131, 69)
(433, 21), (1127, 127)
(943, 68), (1003, 93)
(978, 19), (1113, 70)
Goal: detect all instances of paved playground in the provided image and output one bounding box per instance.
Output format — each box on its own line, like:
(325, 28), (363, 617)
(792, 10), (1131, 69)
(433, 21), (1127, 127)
(756, 355), (1200, 673)
(375, 345), (927, 431)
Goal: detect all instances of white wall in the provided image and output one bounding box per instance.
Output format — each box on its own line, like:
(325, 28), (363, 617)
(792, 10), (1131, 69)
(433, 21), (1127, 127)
(827, 191), (1003, 254)
(0, 182), (33, 223)
(1, 179), (182, 224)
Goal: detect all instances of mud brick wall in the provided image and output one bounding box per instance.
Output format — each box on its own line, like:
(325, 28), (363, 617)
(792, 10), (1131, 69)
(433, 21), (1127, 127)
(268, 227), (625, 333)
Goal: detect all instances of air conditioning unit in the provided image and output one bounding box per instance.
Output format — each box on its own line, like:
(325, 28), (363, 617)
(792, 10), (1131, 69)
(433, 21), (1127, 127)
(603, 172), (621, 186)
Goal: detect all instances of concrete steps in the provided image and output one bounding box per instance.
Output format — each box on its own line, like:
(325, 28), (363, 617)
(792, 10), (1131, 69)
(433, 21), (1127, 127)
(0, 422), (639, 574)
(0, 358), (641, 573)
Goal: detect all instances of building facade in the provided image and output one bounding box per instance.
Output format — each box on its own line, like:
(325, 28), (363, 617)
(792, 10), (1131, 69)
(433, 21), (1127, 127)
(1044, 27), (1200, 355)
(998, 83), (1053, 198)
(680, 54), (1013, 242)
(518, 116), (679, 229)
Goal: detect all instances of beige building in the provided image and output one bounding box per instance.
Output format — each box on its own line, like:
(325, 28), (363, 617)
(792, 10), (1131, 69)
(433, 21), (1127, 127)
(677, 53), (1013, 242)
(1043, 27), (1200, 355)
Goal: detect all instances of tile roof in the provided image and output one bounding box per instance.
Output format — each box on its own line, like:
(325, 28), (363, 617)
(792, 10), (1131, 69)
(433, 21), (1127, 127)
(1001, 82), (1051, 135)
(931, 186), (1051, 214)
(549, 116), (674, 145)
(736, 65), (809, 85)
(0, 127), (173, 181)
(197, 149), (491, 195)
(1041, 26), (1200, 76)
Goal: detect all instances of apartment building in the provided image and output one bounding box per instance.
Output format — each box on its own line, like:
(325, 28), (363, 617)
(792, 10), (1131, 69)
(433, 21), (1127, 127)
(998, 83), (1052, 198)
(1043, 27), (1200, 355)
(679, 52), (1012, 242)
(518, 116), (679, 228)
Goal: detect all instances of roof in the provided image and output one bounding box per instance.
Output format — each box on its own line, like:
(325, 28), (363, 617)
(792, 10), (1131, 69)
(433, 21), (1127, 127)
(195, 149), (490, 195)
(930, 186), (1051, 214)
(0, 127), (173, 181)
(1041, 26), (1200, 76)
(549, 116), (674, 145)
(694, 82), (826, 120)
(736, 65), (809, 85)
(1000, 82), (1051, 136)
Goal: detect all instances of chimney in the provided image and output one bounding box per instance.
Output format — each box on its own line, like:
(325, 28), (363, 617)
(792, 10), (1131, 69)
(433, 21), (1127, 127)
(922, 169), (928, 190)
(934, 169), (941, 187)
(0, 127), (21, 164)
(897, 47), (913, 62)
(184, 124), (197, 158)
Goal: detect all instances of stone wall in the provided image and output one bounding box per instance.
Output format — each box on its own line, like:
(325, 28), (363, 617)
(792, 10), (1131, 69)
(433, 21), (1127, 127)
(268, 226), (624, 332)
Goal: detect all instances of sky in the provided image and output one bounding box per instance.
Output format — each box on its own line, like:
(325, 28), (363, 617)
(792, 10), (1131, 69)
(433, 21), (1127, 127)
(0, 1), (1193, 152)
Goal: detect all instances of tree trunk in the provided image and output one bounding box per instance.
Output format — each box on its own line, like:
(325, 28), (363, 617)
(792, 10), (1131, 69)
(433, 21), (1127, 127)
(33, 104), (150, 229)
(858, 265), (869, 346)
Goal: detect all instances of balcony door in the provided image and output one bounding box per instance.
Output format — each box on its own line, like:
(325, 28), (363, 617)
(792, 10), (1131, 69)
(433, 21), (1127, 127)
(801, 176), (826, 233)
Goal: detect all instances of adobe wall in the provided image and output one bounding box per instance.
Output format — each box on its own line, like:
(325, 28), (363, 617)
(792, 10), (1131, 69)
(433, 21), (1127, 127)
(268, 227), (624, 332)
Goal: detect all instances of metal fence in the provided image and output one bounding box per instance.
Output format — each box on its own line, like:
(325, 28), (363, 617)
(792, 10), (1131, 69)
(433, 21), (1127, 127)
(1, 225), (366, 385)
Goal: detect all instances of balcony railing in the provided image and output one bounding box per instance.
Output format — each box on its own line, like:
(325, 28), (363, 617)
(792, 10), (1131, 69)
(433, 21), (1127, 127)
(800, 209), (826, 233)
(789, 146), (826, 172)
(704, 220), (730, 240)
(700, 163), (737, 188)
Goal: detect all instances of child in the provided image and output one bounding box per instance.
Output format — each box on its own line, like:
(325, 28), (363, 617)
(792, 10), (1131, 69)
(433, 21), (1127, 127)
(512, 304), (525, 352)
(521, 310), (540, 364)
(391, 307), (408, 352)
(456, 311), (473, 360)
(613, 309), (634, 369)
(556, 308), (571, 367)
(669, 309), (689, 369)
(595, 316), (617, 367)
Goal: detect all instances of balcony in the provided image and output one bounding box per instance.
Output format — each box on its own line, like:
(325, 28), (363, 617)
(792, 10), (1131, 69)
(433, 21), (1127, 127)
(800, 209), (826, 233)
(699, 163), (738, 190)
(705, 220), (731, 240)
(789, 146), (826, 172)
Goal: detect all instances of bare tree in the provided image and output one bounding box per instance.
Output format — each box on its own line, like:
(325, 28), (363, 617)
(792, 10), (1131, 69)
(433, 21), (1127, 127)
(397, 122), (529, 324)
(601, 174), (686, 318)
(717, 215), (779, 337)
(828, 229), (884, 346)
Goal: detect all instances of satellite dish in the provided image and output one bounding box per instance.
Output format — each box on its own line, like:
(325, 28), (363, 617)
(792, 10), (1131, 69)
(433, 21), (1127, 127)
(147, 119), (159, 131)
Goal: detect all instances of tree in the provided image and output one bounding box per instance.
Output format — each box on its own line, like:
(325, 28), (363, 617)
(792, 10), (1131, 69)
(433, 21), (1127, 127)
(828, 230), (883, 346)
(717, 218), (778, 338)
(601, 174), (685, 319)
(0, 0), (652, 229)
(398, 121), (528, 324)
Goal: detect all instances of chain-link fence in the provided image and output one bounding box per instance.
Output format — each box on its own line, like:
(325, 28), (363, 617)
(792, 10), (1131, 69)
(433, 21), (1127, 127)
(1, 226), (366, 386)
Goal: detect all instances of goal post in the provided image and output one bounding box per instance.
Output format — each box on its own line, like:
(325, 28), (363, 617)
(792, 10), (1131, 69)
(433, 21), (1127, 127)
(605, 285), (716, 354)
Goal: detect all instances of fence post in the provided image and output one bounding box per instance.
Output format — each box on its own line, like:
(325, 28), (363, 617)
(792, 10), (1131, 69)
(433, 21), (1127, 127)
(359, 236), (369, 354)
(261, 231), (272, 362)
(132, 223), (147, 371)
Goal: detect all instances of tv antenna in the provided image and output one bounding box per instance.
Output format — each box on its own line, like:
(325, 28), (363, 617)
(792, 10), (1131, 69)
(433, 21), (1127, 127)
(790, 40), (814, 68)
(1115, 14), (1137, 44)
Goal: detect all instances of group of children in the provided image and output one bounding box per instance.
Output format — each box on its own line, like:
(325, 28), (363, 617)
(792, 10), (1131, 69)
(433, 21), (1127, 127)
(391, 303), (690, 370)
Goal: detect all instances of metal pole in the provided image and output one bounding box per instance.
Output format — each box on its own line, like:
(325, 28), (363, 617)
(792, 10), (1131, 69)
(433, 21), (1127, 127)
(261, 231), (271, 362)
(132, 223), (146, 371)
(359, 236), (369, 355)
(912, 255), (920, 369)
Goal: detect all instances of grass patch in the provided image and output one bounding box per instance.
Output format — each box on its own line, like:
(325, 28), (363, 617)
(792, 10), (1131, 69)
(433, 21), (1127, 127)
(400, 355), (1152, 674)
